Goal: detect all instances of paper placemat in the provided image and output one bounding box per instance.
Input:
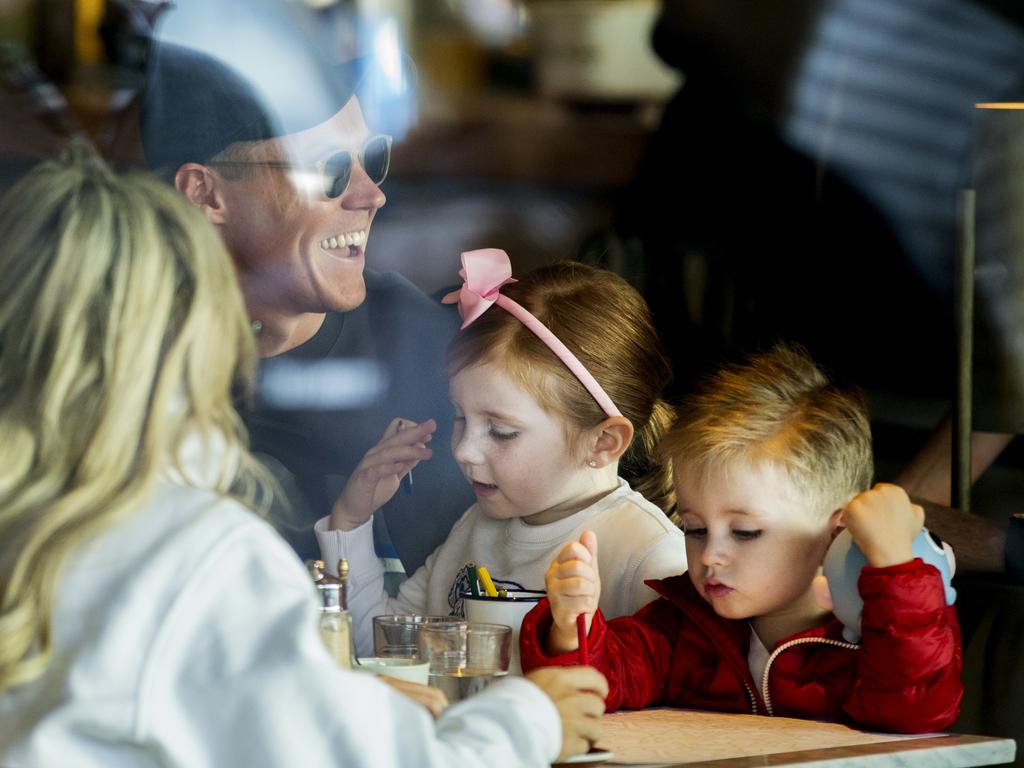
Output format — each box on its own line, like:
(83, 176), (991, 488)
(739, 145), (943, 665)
(598, 708), (931, 765)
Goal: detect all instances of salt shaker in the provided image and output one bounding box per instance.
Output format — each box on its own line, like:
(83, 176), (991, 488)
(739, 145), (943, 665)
(310, 559), (354, 669)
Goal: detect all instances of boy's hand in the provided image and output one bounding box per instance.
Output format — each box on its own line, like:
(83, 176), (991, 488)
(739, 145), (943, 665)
(842, 483), (925, 568)
(525, 666), (607, 762)
(329, 418), (436, 531)
(545, 530), (601, 654)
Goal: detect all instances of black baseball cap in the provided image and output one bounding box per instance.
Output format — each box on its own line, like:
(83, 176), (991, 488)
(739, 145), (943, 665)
(140, 40), (368, 176)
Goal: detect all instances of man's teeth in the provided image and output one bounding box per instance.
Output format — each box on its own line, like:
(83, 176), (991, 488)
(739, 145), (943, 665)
(320, 230), (366, 250)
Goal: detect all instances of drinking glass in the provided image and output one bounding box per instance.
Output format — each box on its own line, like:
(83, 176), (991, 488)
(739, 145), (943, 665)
(418, 622), (512, 701)
(372, 614), (459, 658)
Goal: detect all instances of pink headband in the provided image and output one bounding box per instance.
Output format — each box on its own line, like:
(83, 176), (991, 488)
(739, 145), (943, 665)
(442, 248), (622, 419)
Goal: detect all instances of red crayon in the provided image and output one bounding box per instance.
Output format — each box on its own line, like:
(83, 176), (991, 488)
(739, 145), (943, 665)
(577, 613), (589, 666)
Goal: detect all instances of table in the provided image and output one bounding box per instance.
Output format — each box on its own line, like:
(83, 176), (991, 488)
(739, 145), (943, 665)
(584, 709), (1016, 768)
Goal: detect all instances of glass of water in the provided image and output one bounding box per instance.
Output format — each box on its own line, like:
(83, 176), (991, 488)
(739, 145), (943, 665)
(418, 622), (512, 702)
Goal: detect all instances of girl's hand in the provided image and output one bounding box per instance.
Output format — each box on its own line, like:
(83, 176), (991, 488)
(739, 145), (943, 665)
(545, 530), (601, 654)
(329, 418), (436, 531)
(841, 483), (925, 568)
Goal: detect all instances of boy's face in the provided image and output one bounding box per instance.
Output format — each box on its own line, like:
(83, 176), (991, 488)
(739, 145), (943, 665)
(675, 457), (837, 623)
(449, 362), (600, 526)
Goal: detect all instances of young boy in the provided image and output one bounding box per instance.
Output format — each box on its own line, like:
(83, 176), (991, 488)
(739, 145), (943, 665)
(520, 344), (962, 733)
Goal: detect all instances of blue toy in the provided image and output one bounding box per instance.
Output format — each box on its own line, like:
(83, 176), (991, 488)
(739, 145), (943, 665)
(818, 527), (957, 643)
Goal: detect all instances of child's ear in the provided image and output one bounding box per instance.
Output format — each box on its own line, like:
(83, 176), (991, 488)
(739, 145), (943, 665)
(174, 163), (229, 225)
(820, 508), (845, 563)
(586, 416), (634, 468)
(829, 507), (845, 540)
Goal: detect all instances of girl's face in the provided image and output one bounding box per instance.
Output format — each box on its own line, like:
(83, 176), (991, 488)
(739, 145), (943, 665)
(449, 362), (606, 525)
(676, 457), (837, 626)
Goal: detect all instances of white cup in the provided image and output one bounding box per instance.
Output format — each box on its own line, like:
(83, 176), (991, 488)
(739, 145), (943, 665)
(463, 589), (545, 675)
(355, 656), (431, 685)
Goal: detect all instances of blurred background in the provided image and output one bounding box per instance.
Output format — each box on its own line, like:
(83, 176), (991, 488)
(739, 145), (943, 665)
(4, 0), (1024, 525)
(3, 0), (1024, 748)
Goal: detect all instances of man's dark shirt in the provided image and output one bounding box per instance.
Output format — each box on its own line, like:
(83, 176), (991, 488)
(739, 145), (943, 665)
(243, 270), (474, 573)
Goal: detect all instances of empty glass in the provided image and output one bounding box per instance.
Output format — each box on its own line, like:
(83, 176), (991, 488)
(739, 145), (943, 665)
(372, 614), (461, 658)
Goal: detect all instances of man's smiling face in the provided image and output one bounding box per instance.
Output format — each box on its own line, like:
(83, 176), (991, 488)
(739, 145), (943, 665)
(215, 95), (387, 317)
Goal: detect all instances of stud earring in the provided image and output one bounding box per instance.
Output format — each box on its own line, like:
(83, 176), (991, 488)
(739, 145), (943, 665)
(588, 459), (598, 468)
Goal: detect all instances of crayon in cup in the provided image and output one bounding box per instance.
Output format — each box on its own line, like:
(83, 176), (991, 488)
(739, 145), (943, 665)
(465, 562), (481, 597)
(476, 564), (499, 597)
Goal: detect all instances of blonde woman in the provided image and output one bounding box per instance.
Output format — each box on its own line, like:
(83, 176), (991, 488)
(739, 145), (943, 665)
(0, 149), (606, 767)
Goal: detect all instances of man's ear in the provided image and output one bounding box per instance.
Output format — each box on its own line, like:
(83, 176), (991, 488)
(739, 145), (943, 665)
(586, 416), (634, 468)
(174, 163), (229, 225)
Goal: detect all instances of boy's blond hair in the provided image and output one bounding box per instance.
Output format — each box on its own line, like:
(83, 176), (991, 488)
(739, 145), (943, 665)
(662, 344), (873, 519)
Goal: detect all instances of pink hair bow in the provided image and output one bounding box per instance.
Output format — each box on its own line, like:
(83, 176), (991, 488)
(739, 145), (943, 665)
(443, 248), (622, 418)
(441, 248), (517, 329)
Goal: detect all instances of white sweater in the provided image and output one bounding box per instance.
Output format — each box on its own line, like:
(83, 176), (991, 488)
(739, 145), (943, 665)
(317, 479), (687, 656)
(0, 448), (560, 768)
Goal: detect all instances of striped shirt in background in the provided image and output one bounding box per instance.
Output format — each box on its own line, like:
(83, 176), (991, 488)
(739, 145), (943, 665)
(783, 0), (1024, 301)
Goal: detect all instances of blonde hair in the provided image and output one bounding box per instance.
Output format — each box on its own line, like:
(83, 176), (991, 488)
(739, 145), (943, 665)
(0, 146), (271, 693)
(662, 343), (872, 519)
(447, 261), (676, 512)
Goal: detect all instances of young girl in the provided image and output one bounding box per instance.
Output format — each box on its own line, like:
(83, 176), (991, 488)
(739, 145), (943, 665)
(317, 248), (687, 655)
(0, 153), (606, 766)
(521, 344), (963, 733)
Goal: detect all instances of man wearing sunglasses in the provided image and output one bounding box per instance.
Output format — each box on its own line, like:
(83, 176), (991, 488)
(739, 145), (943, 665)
(140, 40), (473, 576)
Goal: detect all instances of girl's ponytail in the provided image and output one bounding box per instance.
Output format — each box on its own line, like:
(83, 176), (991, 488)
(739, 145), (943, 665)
(622, 398), (677, 515)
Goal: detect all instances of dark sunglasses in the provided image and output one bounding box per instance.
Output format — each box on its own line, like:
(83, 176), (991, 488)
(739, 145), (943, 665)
(211, 134), (392, 199)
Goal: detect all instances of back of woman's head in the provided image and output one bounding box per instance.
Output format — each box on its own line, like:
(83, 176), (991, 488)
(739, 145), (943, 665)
(446, 261), (676, 511)
(0, 145), (264, 693)
(0, 145), (257, 471)
(662, 343), (873, 520)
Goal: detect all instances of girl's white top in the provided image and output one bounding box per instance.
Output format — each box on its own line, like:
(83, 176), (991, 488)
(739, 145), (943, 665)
(317, 478), (688, 656)
(0, 435), (560, 767)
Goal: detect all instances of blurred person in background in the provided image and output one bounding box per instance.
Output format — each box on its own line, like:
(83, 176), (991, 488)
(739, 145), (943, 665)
(140, 1), (474, 577)
(613, 0), (1024, 570)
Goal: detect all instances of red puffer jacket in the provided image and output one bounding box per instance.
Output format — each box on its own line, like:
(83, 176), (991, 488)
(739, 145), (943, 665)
(520, 558), (962, 733)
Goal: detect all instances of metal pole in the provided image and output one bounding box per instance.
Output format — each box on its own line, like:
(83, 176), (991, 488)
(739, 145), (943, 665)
(953, 188), (975, 512)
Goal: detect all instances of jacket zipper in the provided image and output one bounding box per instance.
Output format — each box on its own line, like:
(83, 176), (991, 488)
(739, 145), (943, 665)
(760, 636), (860, 716)
(741, 680), (758, 715)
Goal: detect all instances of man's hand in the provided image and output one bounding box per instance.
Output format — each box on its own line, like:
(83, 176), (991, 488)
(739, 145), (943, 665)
(329, 418), (436, 531)
(525, 666), (608, 762)
(842, 483), (925, 568)
(376, 676), (449, 718)
(545, 530), (601, 654)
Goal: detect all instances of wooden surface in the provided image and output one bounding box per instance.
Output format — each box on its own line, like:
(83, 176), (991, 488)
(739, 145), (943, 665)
(590, 709), (1016, 768)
